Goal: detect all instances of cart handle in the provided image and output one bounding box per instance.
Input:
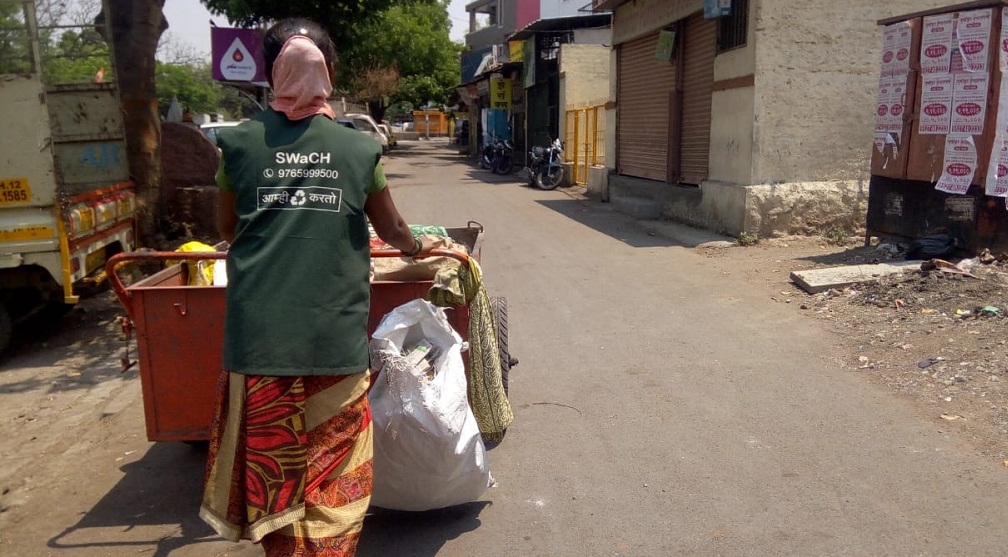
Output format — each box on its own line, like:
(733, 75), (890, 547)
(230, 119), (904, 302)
(370, 247), (472, 268)
(106, 251), (228, 317)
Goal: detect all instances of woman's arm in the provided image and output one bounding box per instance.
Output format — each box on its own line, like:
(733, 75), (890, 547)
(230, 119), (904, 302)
(364, 187), (426, 254)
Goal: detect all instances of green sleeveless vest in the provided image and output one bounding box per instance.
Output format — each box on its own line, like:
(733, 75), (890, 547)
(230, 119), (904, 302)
(218, 109), (382, 376)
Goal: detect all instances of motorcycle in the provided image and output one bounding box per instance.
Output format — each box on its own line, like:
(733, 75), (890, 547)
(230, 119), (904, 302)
(479, 136), (514, 175)
(524, 138), (564, 190)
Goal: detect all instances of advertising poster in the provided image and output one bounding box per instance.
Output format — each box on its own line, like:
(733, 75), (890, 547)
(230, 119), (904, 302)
(936, 136), (977, 194)
(888, 78), (906, 133)
(950, 73), (989, 135)
(919, 74), (954, 134)
(985, 135), (1008, 196)
(957, 9), (993, 72)
(211, 27), (266, 84)
(894, 22), (913, 76)
(875, 75), (893, 136)
(922, 14), (954, 74)
(1002, 9), (1008, 73)
(881, 24), (898, 77)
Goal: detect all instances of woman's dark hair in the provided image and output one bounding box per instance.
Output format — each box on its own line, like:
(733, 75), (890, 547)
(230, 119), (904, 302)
(262, 18), (338, 83)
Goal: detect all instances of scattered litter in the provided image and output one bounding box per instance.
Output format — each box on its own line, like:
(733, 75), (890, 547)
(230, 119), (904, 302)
(920, 259), (979, 279)
(940, 414), (963, 421)
(894, 299), (905, 309)
(980, 306), (1001, 317)
(921, 308), (937, 314)
(917, 358), (943, 369)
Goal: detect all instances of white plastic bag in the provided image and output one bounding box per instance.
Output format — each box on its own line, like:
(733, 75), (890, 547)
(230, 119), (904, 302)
(368, 299), (494, 511)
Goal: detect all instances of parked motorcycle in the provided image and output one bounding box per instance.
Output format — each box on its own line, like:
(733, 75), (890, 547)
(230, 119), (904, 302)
(479, 135), (514, 175)
(524, 138), (564, 190)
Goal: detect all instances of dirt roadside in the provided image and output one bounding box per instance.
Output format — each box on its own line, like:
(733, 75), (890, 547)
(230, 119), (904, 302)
(695, 234), (1008, 467)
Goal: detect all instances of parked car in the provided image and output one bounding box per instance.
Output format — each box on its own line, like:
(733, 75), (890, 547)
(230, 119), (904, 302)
(337, 117), (357, 130)
(345, 113), (389, 154)
(377, 123), (397, 149)
(199, 121), (241, 146)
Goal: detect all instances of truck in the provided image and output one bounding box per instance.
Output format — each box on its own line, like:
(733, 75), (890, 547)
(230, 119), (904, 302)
(0, 0), (137, 353)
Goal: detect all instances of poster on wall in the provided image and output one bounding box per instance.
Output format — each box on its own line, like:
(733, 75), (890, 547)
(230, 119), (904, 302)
(893, 22), (913, 76)
(950, 73), (989, 135)
(874, 75), (893, 151)
(936, 136), (978, 194)
(1002, 9), (1008, 73)
(881, 24), (898, 77)
(957, 8), (993, 73)
(655, 29), (676, 61)
(919, 74), (954, 134)
(985, 135), (1008, 196)
(888, 78), (906, 133)
(922, 14), (954, 74)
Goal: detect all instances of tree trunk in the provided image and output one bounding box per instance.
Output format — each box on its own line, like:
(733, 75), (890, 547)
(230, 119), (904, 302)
(104, 0), (167, 248)
(368, 100), (388, 124)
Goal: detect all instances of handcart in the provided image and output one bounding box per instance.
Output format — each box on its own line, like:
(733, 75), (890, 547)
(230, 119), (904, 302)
(106, 222), (512, 442)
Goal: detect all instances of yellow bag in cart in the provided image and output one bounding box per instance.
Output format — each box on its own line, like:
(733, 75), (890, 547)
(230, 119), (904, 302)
(172, 241), (217, 286)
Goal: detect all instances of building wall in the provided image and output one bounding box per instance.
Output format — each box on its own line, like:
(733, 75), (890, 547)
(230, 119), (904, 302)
(558, 43), (612, 122)
(466, 0), (519, 52)
(516, 0), (540, 29)
(751, 0), (949, 185)
(708, 3), (757, 186)
(541, 0), (593, 20)
(573, 26), (612, 45)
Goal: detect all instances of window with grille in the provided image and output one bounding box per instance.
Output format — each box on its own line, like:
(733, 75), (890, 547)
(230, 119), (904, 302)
(717, 0), (749, 53)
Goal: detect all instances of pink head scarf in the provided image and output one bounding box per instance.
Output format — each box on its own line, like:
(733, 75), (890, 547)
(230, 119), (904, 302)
(269, 35), (336, 121)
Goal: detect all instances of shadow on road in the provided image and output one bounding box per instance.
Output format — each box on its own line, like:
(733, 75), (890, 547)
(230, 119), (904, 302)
(357, 502), (490, 557)
(0, 289), (125, 394)
(535, 198), (708, 249)
(47, 442), (220, 557)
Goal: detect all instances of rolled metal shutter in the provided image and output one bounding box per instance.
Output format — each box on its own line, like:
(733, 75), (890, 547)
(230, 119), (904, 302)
(617, 32), (676, 182)
(679, 14), (717, 185)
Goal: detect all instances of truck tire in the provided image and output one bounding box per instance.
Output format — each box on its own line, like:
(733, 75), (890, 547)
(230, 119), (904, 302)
(0, 302), (12, 356)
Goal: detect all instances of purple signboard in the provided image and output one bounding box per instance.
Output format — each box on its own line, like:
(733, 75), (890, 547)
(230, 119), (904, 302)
(211, 27), (267, 84)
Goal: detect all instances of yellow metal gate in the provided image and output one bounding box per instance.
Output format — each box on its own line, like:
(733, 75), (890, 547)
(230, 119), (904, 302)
(563, 104), (606, 186)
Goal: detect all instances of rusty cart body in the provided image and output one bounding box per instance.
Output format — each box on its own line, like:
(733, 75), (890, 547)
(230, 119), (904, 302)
(107, 224), (504, 442)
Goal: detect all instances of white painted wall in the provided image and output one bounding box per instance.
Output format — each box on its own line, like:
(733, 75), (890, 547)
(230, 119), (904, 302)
(574, 26), (613, 45)
(541, 0), (589, 20)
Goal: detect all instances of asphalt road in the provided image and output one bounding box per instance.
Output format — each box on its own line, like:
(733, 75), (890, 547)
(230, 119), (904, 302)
(2, 139), (1007, 556)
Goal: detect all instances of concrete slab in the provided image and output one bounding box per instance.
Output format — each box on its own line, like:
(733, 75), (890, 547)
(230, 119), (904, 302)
(790, 260), (924, 294)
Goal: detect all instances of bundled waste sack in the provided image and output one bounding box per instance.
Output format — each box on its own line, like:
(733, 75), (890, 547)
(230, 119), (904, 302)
(368, 299), (494, 511)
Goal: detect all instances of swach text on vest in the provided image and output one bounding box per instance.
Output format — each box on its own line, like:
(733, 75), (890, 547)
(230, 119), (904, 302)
(275, 151), (332, 164)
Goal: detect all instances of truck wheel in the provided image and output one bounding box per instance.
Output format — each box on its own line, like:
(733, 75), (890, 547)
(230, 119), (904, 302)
(491, 296), (513, 395)
(0, 302), (12, 356)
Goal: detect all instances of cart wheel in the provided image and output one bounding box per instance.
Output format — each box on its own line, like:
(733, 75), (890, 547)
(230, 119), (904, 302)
(491, 296), (513, 395)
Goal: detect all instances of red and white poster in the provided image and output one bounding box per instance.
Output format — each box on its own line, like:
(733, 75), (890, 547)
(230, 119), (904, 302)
(922, 14), (954, 74)
(1002, 9), (1008, 73)
(936, 136), (977, 194)
(919, 74), (954, 134)
(874, 75), (893, 152)
(951, 73), (989, 135)
(888, 78), (906, 133)
(985, 135), (1008, 196)
(881, 24), (898, 77)
(894, 22), (913, 76)
(957, 8), (993, 72)
(994, 76), (1008, 134)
